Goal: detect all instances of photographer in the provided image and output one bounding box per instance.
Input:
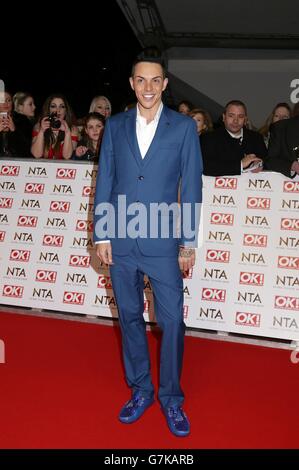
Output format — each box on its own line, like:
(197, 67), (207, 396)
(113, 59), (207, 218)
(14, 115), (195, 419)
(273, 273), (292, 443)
(31, 93), (78, 159)
(71, 112), (105, 162)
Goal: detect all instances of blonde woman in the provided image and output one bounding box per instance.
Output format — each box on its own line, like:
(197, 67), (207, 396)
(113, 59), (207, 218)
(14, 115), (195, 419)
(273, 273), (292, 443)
(259, 102), (291, 147)
(89, 95), (112, 119)
(13, 92), (36, 119)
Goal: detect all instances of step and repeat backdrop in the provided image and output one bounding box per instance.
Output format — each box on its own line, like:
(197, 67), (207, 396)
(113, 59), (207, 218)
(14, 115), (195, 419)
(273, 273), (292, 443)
(0, 159), (298, 340)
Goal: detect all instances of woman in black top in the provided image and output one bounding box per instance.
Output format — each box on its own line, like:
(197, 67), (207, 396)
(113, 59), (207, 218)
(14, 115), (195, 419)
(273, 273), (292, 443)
(12, 91), (36, 157)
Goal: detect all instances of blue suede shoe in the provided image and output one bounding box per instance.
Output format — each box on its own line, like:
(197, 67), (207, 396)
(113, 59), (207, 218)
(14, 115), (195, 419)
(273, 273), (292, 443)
(163, 406), (190, 437)
(119, 391), (154, 424)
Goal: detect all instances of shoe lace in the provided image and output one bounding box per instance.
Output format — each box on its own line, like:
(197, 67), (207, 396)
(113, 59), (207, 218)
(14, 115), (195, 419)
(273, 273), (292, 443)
(127, 393), (145, 408)
(168, 406), (184, 422)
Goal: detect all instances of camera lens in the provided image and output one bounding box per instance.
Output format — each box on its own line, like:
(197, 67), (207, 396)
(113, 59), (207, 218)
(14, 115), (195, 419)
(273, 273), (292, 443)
(52, 119), (61, 129)
(48, 113), (61, 129)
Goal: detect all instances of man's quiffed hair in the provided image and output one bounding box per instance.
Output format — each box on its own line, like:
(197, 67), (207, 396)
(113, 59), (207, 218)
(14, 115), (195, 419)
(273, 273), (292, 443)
(131, 47), (167, 78)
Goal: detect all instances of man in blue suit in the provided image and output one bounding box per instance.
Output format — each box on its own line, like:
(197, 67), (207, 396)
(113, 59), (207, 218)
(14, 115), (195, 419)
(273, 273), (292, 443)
(94, 49), (202, 437)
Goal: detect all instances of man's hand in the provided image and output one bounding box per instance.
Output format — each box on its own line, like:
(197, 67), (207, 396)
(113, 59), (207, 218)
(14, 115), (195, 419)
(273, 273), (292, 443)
(242, 153), (262, 171)
(178, 246), (195, 275)
(251, 164), (263, 173)
(96, 242), (113, 266)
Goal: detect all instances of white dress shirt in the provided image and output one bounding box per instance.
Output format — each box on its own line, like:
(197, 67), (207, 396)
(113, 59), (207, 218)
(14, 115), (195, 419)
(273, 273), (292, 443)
(136, 102), (163, 158)
(226, 127), (243, 142)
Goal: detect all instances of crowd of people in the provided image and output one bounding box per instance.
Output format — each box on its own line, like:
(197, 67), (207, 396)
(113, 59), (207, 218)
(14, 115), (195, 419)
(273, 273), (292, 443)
(0, 89), (298, 178)
(177, 98), (299, 178)
(0, 92), (111, 163)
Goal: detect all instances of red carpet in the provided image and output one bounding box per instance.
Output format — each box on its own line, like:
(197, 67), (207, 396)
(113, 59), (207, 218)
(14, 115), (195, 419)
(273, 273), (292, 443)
(0, 310), (298, 449)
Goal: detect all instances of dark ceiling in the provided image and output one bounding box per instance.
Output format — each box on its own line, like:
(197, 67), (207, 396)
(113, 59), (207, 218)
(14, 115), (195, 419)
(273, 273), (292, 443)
(117, 0), (299, 50)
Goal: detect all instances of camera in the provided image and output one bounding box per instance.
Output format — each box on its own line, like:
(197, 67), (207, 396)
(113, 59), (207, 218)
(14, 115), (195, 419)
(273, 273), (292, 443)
(47, 112), (61, 129)
(85, 149), (96, 161)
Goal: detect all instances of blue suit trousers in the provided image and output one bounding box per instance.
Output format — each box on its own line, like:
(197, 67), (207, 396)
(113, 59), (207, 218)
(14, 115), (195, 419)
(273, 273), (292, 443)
(110, 241), (185, 409)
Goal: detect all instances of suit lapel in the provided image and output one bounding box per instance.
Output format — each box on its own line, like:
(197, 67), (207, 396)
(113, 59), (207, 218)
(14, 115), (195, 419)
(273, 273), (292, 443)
(141, 106), (170, 169)
(125, 108), (142, 167)
(124, 105), (171, 169)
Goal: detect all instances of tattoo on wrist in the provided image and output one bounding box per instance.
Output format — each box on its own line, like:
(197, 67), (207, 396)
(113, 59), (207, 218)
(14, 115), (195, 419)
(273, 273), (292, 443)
(179, 247), (194, 258)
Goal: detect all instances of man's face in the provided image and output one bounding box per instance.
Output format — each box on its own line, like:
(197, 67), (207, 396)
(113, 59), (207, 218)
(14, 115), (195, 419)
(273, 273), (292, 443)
(129, 62), (168, 111)
(223, 105), (247, 134)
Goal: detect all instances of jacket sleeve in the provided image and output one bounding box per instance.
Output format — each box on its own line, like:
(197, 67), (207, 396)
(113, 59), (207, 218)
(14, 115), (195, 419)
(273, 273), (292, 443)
(255, 132), (267, 159)
(93, 119), (116, 242)
(201, 132), (241, 176)
(180, 119), (203, 247)
(266, 122), (295, 177)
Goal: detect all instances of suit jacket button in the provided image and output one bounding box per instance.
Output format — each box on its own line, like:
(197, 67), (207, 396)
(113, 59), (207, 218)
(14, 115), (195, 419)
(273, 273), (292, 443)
(138, 175), (144, 180)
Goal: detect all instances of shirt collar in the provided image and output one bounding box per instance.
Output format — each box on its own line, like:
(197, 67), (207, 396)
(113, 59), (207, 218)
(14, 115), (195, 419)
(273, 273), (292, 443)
(136, 102), (164, 125)
(226, 127), (243, 140)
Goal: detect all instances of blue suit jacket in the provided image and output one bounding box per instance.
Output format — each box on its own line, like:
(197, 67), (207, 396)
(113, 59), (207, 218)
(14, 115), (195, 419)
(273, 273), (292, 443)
(93, 105), (202, 256)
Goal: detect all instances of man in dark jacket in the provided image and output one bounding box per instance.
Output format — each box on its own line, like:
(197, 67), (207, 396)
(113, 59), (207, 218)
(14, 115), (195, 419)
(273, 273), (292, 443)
(266, 115), (299, 178)
(201, 100), (266, 176)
